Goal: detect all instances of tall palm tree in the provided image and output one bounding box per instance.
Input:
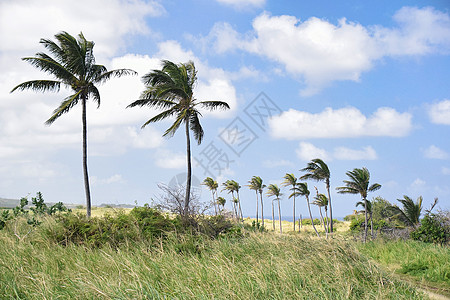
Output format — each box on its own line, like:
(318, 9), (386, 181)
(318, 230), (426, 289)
(266, 184), (282, 234)
(247, 176), (260, 225)
(202, 177), (219, 215)
(296, 182), (319, 237)
(222, 180), (242, 220)
(128, 60), (230, 217)
(257, 177), (266, 227)
(281, 173), (298, 232)
(313, 192), (329, 238)
(336, 167), (381, 242)
(11, 31), (137, 218)
(300, 159), (334, 233)
(392, 195), (423, 227)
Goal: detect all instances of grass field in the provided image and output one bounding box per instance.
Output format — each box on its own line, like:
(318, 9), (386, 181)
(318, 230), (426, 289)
(0, 208), (447, 299)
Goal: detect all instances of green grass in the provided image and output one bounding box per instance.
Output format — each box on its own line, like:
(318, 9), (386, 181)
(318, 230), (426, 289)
(0, 217), (426, 299)
(356, 239), (450, 296)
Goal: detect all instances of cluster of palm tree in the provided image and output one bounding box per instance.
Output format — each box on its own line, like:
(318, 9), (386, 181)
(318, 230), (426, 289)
(11, 31), (230, 218)
(202, 160), (384, 242)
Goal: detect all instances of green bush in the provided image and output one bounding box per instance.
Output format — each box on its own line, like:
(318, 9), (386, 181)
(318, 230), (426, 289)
(411, 212), (450, 245)
(301, 218), (320, 225)
(349, 216), (392, 232)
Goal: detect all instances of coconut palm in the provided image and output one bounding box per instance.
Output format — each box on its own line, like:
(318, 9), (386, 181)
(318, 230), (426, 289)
(300, 159), (334, 233)
(10, 31), (137, 218)
(336, 167), (381, 242)
(281, 173), (298, 232)
(296, 182), (319, 237)
(257, 177), (266, 227)
(222, 180), (242, 221)
(216, 196), (226, 213)
(202, 177), (219, 215)
(128, 60), (230, 217)
(392, 195), (423, 227)
(266, 184), (282, 234)
(313, 192), (329, 238)
(247, 176), (260, 225)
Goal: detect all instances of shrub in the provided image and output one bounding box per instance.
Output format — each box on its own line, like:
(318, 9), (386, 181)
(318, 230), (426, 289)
(411, 211), (450, 245)
(301, 218), (320, 225)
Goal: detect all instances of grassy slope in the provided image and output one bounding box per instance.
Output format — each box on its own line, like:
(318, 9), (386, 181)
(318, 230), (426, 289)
(0, 217), (426, 299)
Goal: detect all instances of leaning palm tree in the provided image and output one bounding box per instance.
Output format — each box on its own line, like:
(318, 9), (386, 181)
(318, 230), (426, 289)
(257, 177), (266, 227)
(202, 177), (219, 215)
(222, 180), (242, 220)
(300, 159), (334, 233)
(128, 60), (230, 217)
(216, 196), (226, 214)
(11, 31), (137, 218)
(296, 182), (319, 237)
(313, 192), (329, 238)
(336, 167), (381, 242)
(266, 184), (282, 235)
(392, 195), (423, 227)
(247, 176), (260, 225)
(281, 173), (298, 232)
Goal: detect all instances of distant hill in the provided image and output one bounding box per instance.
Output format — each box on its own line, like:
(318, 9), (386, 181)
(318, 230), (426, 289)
(0, 198), (20, 208)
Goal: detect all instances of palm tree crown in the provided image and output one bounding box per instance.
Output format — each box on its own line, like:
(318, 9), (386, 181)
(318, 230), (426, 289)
(11, 31), (137, 217)
(393, 195), (423, 227)
(336, 167), (381, 242)
(128, 60), (229, 216)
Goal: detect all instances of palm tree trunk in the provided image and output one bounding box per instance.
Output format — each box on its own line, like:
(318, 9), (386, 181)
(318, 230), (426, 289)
(184, 121), (192, 217)
(324, 207), (330, 233)
(272, 200), (275, 231)
(299, 214), (302, 232)
(255, 191), (259, 225)
(364, 198), (368, 243)
(260, 191), (264, 227)
(237, 192), (243, 222)
(370, 212), (374, 239)
(319, 207), (328, 239)
(293, 193), (296, 232)
(212, 191), (217, 216)
(277, 198), (282, 235)
(81, 97), (92, 218)
(307, 196), (320, 237)
(326, 180), (333, 234)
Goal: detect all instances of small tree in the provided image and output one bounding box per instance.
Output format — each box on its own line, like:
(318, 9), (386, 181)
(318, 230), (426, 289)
(266, 184), (282, 235)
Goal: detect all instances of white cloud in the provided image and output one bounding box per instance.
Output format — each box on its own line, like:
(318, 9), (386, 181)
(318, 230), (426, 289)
(423, 145), (448, 159)
(269, 106), (412, 140)
(296, 142), (378, 161)
(296, 142), (330, 162)
(0, 0), (164, 59)
(409, 178), (426, 192)
(155, 150), (186, 169)
(215, 0), (265, 10)
(333, 146), (377, 160)
(91, 174), (125, 186)
(428, 99), (450, 125)
(204, 7), (450, 95)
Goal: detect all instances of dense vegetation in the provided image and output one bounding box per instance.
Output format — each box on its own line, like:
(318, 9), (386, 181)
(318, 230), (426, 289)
(0, 194), (448, 299)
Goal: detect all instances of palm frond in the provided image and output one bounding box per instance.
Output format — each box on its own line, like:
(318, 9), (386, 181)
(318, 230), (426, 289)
(45, 90), (82, 125)
(141, 107), (178, 128)
(22, 57), (75, 83)
(198, 101), (230, 111)
(11, 80), (61, 93)
(189, 111), (204, 144)
(94, 68), (137, 84)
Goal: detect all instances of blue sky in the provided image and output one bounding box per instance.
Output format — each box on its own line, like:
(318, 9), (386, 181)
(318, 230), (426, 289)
(1, 0), (449, 219)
